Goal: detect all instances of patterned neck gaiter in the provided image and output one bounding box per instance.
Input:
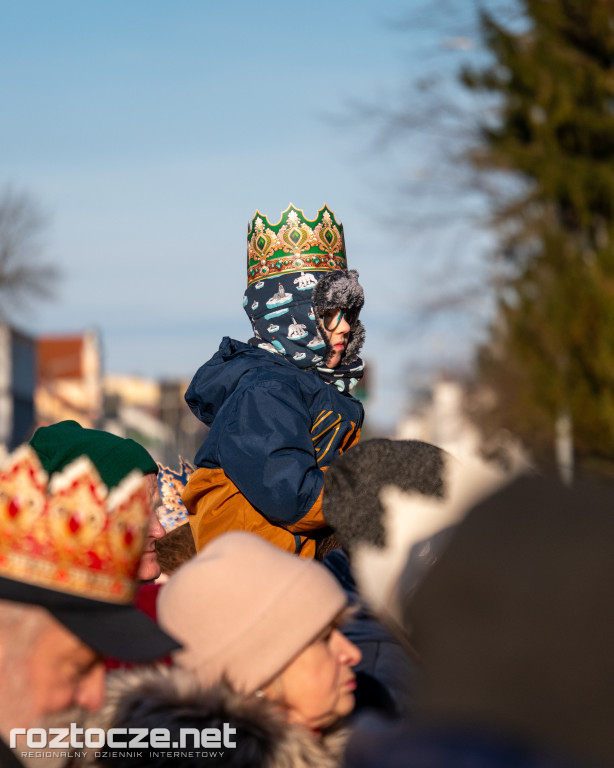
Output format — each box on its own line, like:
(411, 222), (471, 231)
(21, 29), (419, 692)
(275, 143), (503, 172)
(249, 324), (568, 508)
(245, 271), (328, 370)
(244, 270), (364, 391)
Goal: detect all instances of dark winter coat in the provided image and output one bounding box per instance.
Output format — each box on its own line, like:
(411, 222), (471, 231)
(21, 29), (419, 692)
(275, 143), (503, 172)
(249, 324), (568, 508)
(0, 736), (25, 768)
(323, 549), (418, 718)
(184, 337), (363, 557)
(344, 720), (598, 768)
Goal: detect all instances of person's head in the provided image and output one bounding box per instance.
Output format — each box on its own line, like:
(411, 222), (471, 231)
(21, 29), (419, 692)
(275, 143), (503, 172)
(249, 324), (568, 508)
(154, 458), (196, 577)
(139, 474), (165, 581)
(317, 308), (353, 368)
(311, 268), (365, 370)
(93, 665), (339, 768)
(29, 420), (163, 581)
(0, 600), (105, 742)
(154, 523), (197, 577)
(159, 532), (362, 730)
(406, 475), (614, 767)
(260, 612), (361, 729)
(244, 204), (365, 373)
(0, 444), (179, 712)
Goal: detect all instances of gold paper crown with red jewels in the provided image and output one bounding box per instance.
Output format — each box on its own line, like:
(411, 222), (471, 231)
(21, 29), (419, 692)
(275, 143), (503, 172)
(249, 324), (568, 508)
(0, 445), (151, 604)
(247, 204), (347, 285)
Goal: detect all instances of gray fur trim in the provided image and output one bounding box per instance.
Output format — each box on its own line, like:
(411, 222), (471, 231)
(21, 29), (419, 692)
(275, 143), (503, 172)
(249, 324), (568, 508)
(87, 665), (346, 768)
(342, 319), (365, 365)
(323, 439), (447, 552)
(312, 269), (364, 313)
(312, 270), (365, 365)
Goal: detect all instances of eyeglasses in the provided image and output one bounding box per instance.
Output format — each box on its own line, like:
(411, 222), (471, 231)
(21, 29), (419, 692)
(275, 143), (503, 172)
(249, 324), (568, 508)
(322, 308), (360, 331)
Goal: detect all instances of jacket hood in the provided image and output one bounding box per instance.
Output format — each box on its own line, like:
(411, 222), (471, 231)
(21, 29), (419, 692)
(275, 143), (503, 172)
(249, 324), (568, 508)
(244, 269), (364, 370)
(185, 337), (295, 427)
(90, 665), (345, 768)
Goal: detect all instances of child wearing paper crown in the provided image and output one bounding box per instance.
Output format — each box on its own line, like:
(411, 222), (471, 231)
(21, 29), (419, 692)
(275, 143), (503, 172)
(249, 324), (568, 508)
(183, 204), (366, 557)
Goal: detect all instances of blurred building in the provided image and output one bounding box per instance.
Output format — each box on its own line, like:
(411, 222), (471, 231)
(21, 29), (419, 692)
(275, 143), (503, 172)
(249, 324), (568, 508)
(103, 373), (166, 458)
(2, 327), (207, 469)
(104, 373), (161, 409)
(36, 330), (103, 429)
(398, 374), (527, 471)
(0, 324), (36, 455)
(158, 379), (208, 467)
(397, 376), (481, 458)
(103, 374), (207, 466)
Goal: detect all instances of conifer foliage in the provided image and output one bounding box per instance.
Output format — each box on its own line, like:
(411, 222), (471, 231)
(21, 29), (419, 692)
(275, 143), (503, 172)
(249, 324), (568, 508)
(466, 0), (614, 468)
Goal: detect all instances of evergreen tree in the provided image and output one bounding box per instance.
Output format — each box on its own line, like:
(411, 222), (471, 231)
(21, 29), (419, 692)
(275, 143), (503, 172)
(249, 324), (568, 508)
(464, 0), (614, 469)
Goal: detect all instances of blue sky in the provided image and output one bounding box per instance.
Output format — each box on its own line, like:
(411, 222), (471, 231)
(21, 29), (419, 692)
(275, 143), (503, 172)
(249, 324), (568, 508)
(1, 0), (494, 431)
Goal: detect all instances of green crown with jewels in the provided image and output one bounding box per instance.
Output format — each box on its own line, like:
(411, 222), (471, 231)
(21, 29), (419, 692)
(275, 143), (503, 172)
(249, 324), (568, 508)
(247, 203), (347, 285)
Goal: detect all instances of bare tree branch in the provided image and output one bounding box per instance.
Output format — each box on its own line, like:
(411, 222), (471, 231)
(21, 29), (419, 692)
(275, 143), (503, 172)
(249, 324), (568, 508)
(0, 187), (60, 320)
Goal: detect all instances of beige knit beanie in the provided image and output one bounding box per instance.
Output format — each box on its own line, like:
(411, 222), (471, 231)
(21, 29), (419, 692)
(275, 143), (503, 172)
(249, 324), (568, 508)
(158, 531), (347, 694)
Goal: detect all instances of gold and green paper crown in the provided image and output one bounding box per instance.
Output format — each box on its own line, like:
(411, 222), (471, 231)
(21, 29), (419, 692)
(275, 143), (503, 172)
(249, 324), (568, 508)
(247, 204), (347, 285)
(0, 446), (151, 604)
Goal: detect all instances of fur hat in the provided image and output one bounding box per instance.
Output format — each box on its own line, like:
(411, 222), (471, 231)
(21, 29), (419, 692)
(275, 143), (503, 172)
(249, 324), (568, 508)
(347, 450), (513, 621)
(312, 269), (365, 366)
(323, 439), (447, 553)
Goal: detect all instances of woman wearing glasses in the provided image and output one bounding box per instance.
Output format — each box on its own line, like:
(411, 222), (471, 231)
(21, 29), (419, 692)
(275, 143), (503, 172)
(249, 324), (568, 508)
(183, 204), (366, 558)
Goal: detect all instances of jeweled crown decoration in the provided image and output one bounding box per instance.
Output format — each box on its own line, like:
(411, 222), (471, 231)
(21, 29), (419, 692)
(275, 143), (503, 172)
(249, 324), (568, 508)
(247, 204), (347, 285)
(0, 446), (151, 604)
